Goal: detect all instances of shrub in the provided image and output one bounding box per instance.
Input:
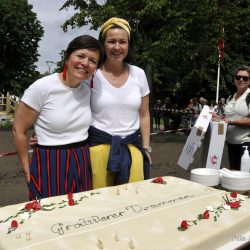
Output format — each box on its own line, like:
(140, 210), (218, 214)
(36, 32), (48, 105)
(0, 118), (13, 130)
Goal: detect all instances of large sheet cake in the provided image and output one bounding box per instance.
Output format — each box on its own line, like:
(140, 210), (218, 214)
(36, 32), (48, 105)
(0, 176), (250, 249)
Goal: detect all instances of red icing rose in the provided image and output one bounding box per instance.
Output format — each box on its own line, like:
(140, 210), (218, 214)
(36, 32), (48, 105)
(203, 210), (209, 219)
(25, 202), (33, 210)
(68, 193), (73, 200)
(11, 220), (18, 229)
(152, 177), (166, 184)
(68, 199), (75, 206)
(181, 220), (188, 229)
(226, 201), (240, 209)
(25, 200), (41, 211)
(230, 192), (237, 198)
(32, 200), (41, 211)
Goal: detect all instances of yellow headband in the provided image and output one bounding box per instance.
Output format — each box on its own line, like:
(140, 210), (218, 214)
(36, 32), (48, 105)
(100, 17), (131, 40)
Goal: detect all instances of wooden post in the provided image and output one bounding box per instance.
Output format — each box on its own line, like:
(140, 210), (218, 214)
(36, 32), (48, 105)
(6, 95), (10, 115)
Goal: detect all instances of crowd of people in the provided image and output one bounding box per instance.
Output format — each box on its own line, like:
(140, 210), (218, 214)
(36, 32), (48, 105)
(153, 96), (226, 131)
(153, 97), (183, 131)
(153, 65), (250, 171)
(185, 97), (226, 126)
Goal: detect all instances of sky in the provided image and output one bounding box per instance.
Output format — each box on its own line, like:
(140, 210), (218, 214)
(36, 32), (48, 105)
(28, 0), (98, 73)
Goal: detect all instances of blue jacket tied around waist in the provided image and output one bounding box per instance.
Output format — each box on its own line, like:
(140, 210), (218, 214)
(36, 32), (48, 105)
(88, 126), (150, 185)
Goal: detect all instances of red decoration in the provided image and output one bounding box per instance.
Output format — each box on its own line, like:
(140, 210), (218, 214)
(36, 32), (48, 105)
(230, 192), (237, 198)
(211, 155), (218, 165)
(68, 193), (73, 200)
(218, 38), (224, 61)
(62, 64), (68, 80)
(178, 192), (243, 231)
(68, 199), (75, 206)
(180, 220), (188, 229)
(10, 220), (18, 229)
(25, 200), (41, 211)
(223, 193), (240, 209)
(203, 210), (210, 219)
(226, 201), (240, 209)
(152, 177), (167, 184)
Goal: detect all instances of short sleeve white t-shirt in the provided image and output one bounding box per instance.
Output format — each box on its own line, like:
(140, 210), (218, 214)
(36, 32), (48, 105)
(21, 73), (92, 145)
(225, 88), (250, 144)
(90, 64), (150, 137)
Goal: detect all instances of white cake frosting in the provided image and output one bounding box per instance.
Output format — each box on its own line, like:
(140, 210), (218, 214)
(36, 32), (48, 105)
(0, 176), (250, 250)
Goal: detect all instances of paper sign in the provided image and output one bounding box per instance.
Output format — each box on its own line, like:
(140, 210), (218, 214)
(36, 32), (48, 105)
(178, 105), (212, 170)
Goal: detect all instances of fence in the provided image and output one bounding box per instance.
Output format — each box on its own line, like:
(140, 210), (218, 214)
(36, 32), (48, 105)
(0, 95), (19, 117)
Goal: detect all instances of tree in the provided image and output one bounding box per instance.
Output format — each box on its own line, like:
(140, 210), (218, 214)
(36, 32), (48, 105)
(219, 0), (250, 96)
(60, 0), (250, 104)
(0, 0), (44, 96)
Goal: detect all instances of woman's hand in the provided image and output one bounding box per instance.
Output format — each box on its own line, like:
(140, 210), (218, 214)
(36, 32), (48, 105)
(29, 134), (38, 147)
(145, 151), (152, 165)
(210, 111), (222, 121)
(24, 170), (31, 183)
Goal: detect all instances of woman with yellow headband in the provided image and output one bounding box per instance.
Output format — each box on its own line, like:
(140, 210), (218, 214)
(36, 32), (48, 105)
(88, 17), (151, 188)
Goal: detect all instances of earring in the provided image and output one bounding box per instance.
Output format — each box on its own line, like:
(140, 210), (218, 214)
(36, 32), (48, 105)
(90, 75), (94, 88)
(62, 64), (68, 80)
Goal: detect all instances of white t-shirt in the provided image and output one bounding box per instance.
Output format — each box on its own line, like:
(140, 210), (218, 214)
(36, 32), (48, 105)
(225, 88), (250, 144)
(21, 73), (92, 145)
(90, 64), (150, 137)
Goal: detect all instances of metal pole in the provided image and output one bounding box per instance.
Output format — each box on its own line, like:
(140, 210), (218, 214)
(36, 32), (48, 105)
(216, 59), (220, 104)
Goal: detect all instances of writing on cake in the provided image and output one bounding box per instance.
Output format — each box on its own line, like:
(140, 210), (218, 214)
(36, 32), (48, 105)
(51, 194), (194, 235)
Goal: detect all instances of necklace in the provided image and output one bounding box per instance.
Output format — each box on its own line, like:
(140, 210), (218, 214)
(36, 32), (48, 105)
(106, 73), (118, 83)
(103, 64), (128, 87)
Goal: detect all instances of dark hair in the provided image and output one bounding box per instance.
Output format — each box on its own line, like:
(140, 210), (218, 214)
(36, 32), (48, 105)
(98, 25), (134, 63)
(234, 65), (250, 77)
(64, 35), (104, 68)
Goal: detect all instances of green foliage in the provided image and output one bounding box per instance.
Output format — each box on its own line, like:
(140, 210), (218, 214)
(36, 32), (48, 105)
(60, 0), (250, 104)
(0, 117), (13, 130)
(0, 0), (44, 96)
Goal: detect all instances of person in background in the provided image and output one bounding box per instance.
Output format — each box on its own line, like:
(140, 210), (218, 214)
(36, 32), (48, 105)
(13, 35), (104, 200)
(186, 99), (194, 111)
(184, 98), (199, 129)
(153, 99), (162, 130)
(191, 98), (200, 126)
(88, 17), (151, 189)
(216, 98), (225, 116)
(210, 99), (218, 111)
(198, 97), (206, 110)
(185, 99), (195, 126)
(223, 65), (250, 170)
(168, 100), (181, 130)
(162, 97), (172, 130)
(220, 97), (226, 106)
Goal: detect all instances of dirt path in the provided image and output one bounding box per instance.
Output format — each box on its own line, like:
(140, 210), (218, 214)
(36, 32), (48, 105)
(0, 130), (229, 207)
